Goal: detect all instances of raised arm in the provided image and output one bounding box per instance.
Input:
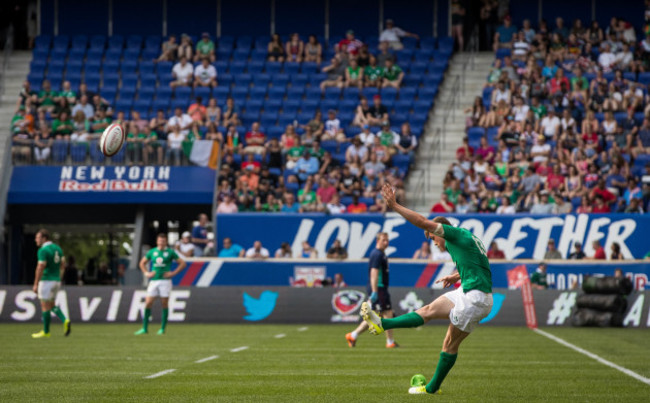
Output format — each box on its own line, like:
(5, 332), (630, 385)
(381, 183), (443, 236)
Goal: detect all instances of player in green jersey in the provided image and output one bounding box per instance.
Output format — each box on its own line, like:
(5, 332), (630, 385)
(32, 229), (71, 338)
(135, 233), (186, 335)
(360, 184), (493, 395)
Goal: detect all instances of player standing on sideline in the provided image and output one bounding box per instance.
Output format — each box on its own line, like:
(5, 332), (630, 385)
(361, 184), (493, 395)
(346, 232), (398, 348)
(32, 229), (71, 338)
(135, 233), (186, 335)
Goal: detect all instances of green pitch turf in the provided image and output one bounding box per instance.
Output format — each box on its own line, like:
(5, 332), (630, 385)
(1, 324), (648, 402)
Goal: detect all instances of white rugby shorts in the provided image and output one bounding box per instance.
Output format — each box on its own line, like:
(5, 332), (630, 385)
(38, 280), (61, 301)
(443, 288), (493, 333)
(147, 279), (172, 298)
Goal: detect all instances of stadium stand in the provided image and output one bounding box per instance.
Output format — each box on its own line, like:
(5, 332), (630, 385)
(12, 32), (451, 213)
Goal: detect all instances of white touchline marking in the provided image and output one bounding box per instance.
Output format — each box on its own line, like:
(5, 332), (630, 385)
(297, 327), (308, 332)
(195, 355), (219, 364)
(274, 334), (286, 339)
(534, 328), (650, 386)
(144, 369), (176, 379)
(230, 346), (249, 353)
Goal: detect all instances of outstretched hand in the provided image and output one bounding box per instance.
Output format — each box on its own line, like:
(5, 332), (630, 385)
(381, 183), (397, 209)
(435, 273), (460, 288)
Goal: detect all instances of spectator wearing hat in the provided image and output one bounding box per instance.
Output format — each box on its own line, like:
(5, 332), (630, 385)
(346, 136), (369, 164)
(295, 150), (319, 182)
(493, 16), (517, 52)
(320, 57), (346, 90)
(381, 58), (404, 88)
(194, 33), (215, 62)
(379, 18), (419, 50)
(170, 56), (194, 88)
(177, 34), (193, 60)
(530, 263), (548, 289)
(367, 95), (389, 126)
(337, 30), (363, 56)
(358, 124), (376, 147)
(568, 242), (586, 260)
(544, 239), (562, 259)
(176, 232), (196, 258)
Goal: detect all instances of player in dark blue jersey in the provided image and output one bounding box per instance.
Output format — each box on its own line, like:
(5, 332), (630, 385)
(345, 232), (398, 348)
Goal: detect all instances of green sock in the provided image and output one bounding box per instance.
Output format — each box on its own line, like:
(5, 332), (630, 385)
(426, 351), (458, 394)
(51, 306), (67, 322)
(161, 308), (169, 331)
(42, 311), (51, 333)
(381, 312), (424, 330)
(143, 308), (151, 332)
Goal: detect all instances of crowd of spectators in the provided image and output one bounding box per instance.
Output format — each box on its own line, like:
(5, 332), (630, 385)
(449, 11), (650, 215)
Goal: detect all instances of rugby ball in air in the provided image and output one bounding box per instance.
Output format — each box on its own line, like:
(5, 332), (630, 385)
(100, 123), (125, 157)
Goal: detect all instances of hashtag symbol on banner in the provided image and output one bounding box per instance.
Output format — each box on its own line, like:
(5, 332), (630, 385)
(547, 292), (577, 325)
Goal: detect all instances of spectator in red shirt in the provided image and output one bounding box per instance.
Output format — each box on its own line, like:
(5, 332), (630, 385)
(316, 176), (337, 204)
(337, 30), (363, 56)
(244, 122), (266, 156)
(487, 241), (505, 259)
(431, 193), (455, 213)
(347, 195), (368, 213)
(241, 152), (261, 173)
(590, 179), (616, 206)
(592, 240), (606, 259)
(591, 195), (611, 213)
(545, 164), (564, 192)
(549, 68), (569, 95)
(456, 136), (474, 160)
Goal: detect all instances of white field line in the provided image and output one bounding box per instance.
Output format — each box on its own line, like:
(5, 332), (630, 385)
(230, 346), (249, 353)
(144, 369), (176, 379)
(534, 328), (650, 386)
(195, 355), (219, 364)
(274, 334), (286, 339)
(297, 327), (308, 332)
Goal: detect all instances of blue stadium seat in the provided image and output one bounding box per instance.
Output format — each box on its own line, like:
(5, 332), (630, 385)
(250, 49), (267, 62)
(175, 86), (192, 99)
(108, 35), (124, 50)
(284, 63), (300, 75)
(216, 48), (232, 60)
(138, 86), (155, 100)
(324, 87), (341, 100)
(278, 114), (297, 128)
(242, 111), (261, 126)
(300, 62), (318, 75)
(232, 48), (250, 61)
(321, 99), (339, 113)
(170, 98), (189, 111)
(212, 87), (230, 100)
(260, 112), (278, 127)
(283, 99), (301, 114)
(265, 62), (283, 74)
(218, 73), (233, 87)
(342, 87), (360, 101)
(194, 86), (211, 100)
(250, 86), (268, 99)
(253, 73), (271, 87)
(124, 48), (141, 60)
(53, 36), (70, 51)
(268, 86), (286, 101)
(229, 62), (247, 75)
(248, 61), (265, 74)
(70, 142), (88, 162)
(126, 35), (143, 50)
(418, 86), (438, 100)
(89, 141), (106, 163)
(413, 100), (431, 114)
(69, 48), (86, 60)
(231, 87), (249, 102)
(33, 48), (49, 61)
(362, 87), (379, 99)
(297, 112), (314, 124)
(214, 61), (228, 73)
(268, 126), (284, 139)
(34, 36), (52, 50)
(245, 99), (263, 112)
(271, 73), (289, 87)
(287, 86), (305, 99)
(236, 35), (253, 49)
(152, 98), (170, 112)
(139, 60), (154, 75)
(289, 73), (308, 87)
(145, 35), (161, 49)
(89, 35), (106, 50)
(234, 73), (252, 87)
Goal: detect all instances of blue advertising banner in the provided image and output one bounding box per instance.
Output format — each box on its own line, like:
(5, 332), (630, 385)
(175, 259), (650, 291)
(217, 213), (650, 260)
(8, 166), (216, 204)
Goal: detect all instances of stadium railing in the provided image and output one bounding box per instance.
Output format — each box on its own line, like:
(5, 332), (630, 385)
(11, 139), (198, 167)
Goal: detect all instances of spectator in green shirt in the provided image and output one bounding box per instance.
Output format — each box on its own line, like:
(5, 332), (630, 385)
(142, 126), (163, 165)
(530, 262), (548, 289)
(194, 32), (215, 62)
(297, 176), (320, 212)
(59, 81), (77, 104)
(37, 80), (57, 113)
(364, 55), (383, 88)
(51, 111), (74, 139)
(381, 59), (404, 88)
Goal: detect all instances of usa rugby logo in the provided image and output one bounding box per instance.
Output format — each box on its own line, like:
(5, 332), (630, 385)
(331, 290), (365, 322)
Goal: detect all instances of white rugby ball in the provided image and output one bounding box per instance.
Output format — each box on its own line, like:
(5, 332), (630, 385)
(100, 123), (125, 157)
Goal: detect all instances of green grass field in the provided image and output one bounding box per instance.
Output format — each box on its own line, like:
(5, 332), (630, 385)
(1, 323), (649, 402)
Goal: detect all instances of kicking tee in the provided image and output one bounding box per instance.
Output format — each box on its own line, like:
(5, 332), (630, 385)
(368, 249), (389, 288)
(442, 224), (492, 294)
(37, 241), (64, 281)
(145, 247), (179, 280)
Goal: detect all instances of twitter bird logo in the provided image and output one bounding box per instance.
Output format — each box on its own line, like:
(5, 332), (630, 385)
(243, 291), (279, 321)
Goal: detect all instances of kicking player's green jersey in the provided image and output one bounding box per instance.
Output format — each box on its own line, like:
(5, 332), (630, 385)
(37, 241), (64, 281)
(442, 224), (492, 294)
(145, 247), (179, 280)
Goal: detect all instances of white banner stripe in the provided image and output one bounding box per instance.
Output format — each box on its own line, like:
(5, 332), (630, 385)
(534, 329), (650, 386)
(144, 369), (176, 379)
(230, 346), (249, 353)
(195, 355), (219, 364)
(195, 261), (223, 287)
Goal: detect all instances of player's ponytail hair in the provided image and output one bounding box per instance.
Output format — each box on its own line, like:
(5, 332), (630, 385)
(432, 216), (452, 226)
(37, 229), (50, 240)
